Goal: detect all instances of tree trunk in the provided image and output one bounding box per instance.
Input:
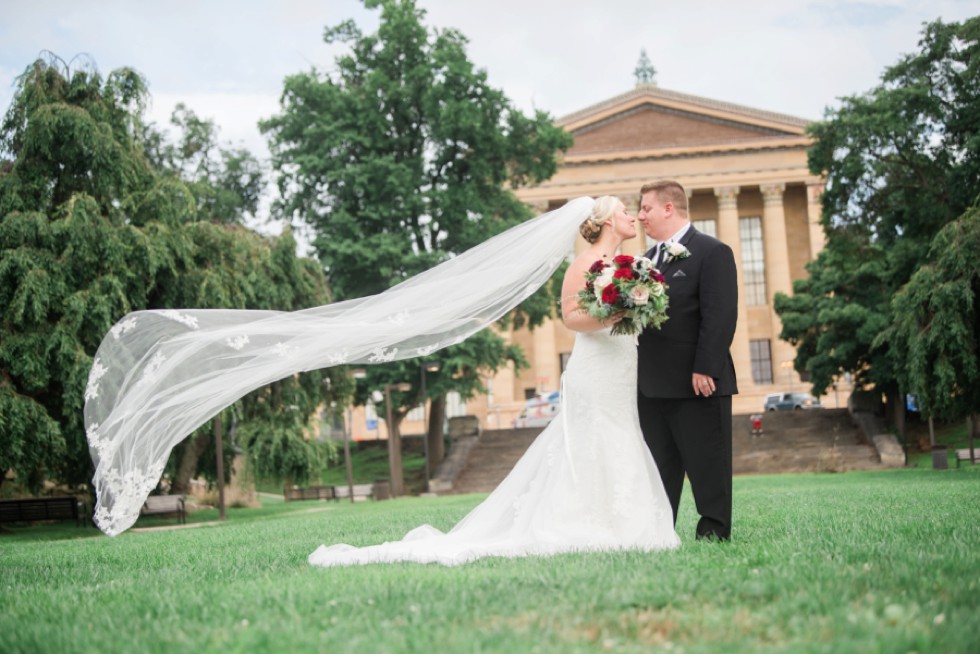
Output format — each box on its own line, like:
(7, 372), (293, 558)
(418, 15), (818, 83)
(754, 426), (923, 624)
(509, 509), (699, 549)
(214, 416), (225, 521)
(886, 387), (906, 442)
(970, 414), (978, 461)
(384, 384), (407, 497)
(427, 395), (446, 468)
(171, 430), (211, 494)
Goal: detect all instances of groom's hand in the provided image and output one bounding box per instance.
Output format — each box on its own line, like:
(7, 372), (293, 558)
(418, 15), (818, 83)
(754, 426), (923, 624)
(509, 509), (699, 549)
(692, 373), (716, 397)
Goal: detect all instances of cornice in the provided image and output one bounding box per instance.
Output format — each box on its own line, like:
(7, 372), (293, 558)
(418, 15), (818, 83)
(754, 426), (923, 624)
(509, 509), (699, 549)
(559, 86), (812, 135)
(514, 166), (812, 197)
(561, 136), (813, 165)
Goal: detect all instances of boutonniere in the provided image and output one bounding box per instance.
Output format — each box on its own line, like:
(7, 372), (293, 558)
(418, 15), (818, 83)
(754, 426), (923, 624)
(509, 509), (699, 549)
(664, 242), (691, 262)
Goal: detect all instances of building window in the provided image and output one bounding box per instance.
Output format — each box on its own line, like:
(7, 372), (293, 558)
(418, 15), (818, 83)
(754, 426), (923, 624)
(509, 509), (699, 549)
(693, 219), (716, 238)
(740, 216), (767, 305)
(524, 388), (537, 400)
(750, 339), (773, 384)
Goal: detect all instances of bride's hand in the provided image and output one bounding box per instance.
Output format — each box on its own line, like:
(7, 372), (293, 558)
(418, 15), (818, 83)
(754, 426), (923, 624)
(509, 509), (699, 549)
(602, 311), (627, 326)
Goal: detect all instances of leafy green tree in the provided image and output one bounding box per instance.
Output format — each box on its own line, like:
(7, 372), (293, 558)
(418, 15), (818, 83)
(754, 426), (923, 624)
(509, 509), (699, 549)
(775, 17), (980, 422)
(1, 55), (161, 491)
(883, 207), (979, 423)
(0, 54), (338, 494)
(154, 223), (340, 494)
(138, 107), (341, 492)
(143, 103), (264, 225)
(261, 0), (572, 478)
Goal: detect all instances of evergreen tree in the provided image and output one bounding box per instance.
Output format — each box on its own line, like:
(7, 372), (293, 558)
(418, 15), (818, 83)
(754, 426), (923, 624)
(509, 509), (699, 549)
(0, 54), (338, 493)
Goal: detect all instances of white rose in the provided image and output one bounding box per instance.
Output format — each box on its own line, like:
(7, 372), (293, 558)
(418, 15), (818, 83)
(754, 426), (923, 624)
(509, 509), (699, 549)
(631, 286), (650, 305)
(593, 273), (614, 292)
(650, 282), (664, 297)
(667, 242), (689, 257)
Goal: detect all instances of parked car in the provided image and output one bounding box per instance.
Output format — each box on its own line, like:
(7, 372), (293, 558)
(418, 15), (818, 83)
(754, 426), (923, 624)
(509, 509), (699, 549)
(512, 391), (560, 428)
(764, 392), (823, 411)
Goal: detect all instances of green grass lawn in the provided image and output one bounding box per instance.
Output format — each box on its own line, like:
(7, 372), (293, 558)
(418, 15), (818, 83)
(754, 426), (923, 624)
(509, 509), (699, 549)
(905, 419), (977, 469)
(1, 467), (978, 653)
(255, 440), (429, 496)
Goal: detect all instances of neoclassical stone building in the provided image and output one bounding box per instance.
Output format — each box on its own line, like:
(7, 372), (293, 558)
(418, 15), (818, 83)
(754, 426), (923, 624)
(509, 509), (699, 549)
(465, 82), (832, 423)
(351, 81), (836, 440)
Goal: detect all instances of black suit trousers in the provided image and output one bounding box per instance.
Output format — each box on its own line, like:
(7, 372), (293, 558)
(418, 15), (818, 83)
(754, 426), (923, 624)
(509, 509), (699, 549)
(637, 393), (732, 540)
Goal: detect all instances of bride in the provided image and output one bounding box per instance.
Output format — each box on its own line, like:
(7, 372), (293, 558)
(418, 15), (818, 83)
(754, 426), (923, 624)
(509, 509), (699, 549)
(307, 196), (680, 567)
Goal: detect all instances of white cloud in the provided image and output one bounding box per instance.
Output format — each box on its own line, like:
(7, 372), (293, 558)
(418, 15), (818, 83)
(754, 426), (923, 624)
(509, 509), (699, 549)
(2, 0), (977, 229)
(147, 91), (282, 158)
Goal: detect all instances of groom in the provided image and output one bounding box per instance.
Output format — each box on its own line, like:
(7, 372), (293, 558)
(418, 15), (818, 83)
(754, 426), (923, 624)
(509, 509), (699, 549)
(636, 180), (738, 541)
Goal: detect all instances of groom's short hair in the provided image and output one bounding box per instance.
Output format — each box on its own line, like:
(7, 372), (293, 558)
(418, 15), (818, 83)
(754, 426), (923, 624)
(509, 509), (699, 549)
(640, 180), (688, 216)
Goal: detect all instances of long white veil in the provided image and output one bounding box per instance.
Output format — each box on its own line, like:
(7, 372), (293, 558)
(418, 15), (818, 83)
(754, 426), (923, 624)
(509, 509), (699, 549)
(83, 197), (594, 536)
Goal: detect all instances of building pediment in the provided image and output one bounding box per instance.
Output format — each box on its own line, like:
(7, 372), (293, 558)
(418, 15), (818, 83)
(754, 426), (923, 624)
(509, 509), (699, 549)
(559, 86), (811, 159)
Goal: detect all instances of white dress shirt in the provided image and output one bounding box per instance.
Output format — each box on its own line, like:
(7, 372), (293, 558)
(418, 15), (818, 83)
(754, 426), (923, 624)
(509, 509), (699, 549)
(649, 222), (692, 266)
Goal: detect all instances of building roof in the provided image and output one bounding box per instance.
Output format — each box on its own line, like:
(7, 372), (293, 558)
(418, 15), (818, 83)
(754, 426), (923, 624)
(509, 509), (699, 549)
(559, 85), (812, 132)
(554, 85), (813, 164)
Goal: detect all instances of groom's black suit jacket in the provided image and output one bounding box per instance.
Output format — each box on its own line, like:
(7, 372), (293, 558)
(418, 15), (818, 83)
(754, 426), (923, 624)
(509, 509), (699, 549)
(637, 226), (738, 397)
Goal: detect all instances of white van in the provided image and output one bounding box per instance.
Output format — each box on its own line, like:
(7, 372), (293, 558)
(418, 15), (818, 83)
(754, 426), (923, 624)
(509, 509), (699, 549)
(512, 391), (561, 428)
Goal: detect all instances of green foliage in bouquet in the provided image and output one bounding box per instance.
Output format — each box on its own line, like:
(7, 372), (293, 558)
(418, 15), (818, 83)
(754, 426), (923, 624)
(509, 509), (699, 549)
(577, 255), (669, 336)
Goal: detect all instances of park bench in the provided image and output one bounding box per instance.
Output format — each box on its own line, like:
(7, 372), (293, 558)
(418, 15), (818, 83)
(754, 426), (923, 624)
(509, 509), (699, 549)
(0, 496), (86, 527)
(332, 483), (378, 502)
(139, 495), (186, 525)
(955, 448), (978, 468)
(283, 485), (337, 502)
(284, 481), (392, 502)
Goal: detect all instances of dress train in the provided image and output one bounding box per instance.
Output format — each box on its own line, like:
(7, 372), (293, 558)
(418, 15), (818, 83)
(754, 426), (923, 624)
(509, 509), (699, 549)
(308, 329), (679, 567)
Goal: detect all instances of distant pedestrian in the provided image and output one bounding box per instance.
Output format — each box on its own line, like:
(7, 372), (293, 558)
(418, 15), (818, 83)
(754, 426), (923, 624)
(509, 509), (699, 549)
(751, 414), (763, 438)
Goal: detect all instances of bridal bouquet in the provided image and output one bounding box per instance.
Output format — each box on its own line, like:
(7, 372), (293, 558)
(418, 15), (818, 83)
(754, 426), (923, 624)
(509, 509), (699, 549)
(577, 255), (669, 336)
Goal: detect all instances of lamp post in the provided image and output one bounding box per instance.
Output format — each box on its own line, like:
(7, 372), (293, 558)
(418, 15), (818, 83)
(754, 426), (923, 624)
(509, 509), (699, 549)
(343, 369), (367, 503)
(214, 411), (225, 521)
(420, 362), (441, 493)
(382, 382), (412, 497)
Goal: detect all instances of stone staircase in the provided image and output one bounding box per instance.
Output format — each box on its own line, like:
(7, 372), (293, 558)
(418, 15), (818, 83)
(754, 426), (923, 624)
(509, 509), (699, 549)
(732, 408), (882, 474)
(444, 409), (882, 494)
(449, 428), (540, 494)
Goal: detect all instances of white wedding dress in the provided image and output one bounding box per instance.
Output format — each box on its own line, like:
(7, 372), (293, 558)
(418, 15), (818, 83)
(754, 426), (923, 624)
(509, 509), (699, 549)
(308, 328), (680, 567)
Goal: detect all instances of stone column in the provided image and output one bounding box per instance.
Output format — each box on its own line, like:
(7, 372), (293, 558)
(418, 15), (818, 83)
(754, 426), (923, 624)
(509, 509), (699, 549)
(806, 182), (826, 258)
(486, 326), (517, 429)
(714, 186), (752, 389)
(760, 183), (797, 385)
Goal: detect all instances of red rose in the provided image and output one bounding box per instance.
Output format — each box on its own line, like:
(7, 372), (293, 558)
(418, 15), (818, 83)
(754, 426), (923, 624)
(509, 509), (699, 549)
(588, 260), (607, 273)
(613, 266), (634, 280)
(613, 255), (634, 267)
(601, 284), (619, 305)
(652, 270), (666, 283)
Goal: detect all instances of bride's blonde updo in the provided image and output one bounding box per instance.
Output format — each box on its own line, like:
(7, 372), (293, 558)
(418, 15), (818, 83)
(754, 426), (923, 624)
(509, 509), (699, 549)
(579, 196), (621, 244)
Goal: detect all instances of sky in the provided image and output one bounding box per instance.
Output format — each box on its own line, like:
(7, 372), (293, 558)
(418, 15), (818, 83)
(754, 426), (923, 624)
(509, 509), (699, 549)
(1, 0), (976, 233)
